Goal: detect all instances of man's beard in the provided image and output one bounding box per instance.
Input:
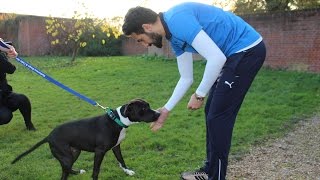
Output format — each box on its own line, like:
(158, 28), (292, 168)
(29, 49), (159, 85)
(147, 32), (163, 48)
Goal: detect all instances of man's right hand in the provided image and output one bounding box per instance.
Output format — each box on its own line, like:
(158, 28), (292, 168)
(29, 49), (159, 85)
(150, 107), (170, 132)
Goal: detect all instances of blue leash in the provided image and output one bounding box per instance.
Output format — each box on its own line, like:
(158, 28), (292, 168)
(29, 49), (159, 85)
(0, 40), (106, 110)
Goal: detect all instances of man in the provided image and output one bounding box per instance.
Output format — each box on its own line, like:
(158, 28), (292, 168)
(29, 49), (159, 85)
(0, 40), (36, 130)
(122, 2), (266, 180)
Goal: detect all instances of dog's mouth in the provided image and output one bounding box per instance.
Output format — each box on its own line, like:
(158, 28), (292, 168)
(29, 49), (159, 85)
(142, 110), (161, 123)
(154, 110), (161, 120)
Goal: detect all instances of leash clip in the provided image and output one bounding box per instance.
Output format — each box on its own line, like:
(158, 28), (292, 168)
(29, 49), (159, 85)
(96, 102), (107, 110)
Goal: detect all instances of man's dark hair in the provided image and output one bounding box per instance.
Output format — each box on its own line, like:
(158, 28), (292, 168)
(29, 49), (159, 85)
(122, 6), (158, 36)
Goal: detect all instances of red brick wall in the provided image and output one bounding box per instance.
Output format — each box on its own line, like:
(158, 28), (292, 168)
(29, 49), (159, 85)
(17, 16), (50, 56)
(1, 9), (319, 72)
(121, 37), (148, 55)
(123, 35), (203, 60)
(0, 15), (51, 56)
(241, 9), (320, 72)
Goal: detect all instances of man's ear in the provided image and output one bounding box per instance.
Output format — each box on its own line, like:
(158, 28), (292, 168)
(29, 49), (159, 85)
(142, 24), (152, 33)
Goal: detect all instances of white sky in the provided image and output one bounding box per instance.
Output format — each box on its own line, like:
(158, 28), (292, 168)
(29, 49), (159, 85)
(0, 0), (216, 18)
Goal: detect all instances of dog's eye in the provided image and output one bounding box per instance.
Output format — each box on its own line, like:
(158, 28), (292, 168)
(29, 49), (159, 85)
(139, 108), (147, 115)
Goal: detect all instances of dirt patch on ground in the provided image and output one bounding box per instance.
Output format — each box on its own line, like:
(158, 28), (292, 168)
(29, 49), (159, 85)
(228, 115), (320, 180)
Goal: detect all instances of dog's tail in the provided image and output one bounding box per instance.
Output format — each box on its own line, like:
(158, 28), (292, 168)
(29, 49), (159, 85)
(11, 137), (48, 164)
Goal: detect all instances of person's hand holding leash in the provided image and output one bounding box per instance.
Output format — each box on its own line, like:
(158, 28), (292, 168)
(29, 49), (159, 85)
(0, 39), (18, 58)
(5, 46), (18, 58)
(150, 107), (169, 131)
(187, 93), (205, 110)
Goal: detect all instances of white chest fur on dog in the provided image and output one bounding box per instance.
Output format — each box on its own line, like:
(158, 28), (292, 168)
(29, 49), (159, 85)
(112, 106), (138, 148)
(115, 129), (126, 147)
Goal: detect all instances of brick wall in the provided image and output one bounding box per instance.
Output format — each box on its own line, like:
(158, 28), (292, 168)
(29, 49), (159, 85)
(0, 14), (51, 56)
(121, 37), (148, 55)
(1, 9), (319, 72)
(123, 35), (203, 60)
(242, 9), (320, 72)
(17, 16), (51, 56)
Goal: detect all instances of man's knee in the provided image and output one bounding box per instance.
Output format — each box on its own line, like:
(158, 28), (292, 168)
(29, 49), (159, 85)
(17, 94), (31, 104)
(0, 108), (13, 125)
(7, 93), (31, 108)
(12, 93), (30, 102)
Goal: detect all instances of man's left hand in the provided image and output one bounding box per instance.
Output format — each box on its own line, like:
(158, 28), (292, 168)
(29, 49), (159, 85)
(187, 93), (204, 110)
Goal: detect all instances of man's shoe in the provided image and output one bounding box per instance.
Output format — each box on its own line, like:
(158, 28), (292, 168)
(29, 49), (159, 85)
(26, 123), (36, 131)
(181, 167), (208, 180)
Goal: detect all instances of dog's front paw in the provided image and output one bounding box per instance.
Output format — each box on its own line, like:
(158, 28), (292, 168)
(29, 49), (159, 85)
(119, 163), (135, 176)
(124, 169), (135, 176)
(79, 169), (86, 174)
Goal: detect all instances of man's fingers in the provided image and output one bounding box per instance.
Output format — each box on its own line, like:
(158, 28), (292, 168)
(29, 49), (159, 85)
(150, 122), (162, 131)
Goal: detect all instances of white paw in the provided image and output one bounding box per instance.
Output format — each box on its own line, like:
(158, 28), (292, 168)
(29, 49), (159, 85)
(119, 163), (135, 176)
(79, 169), (86, 174)
(124, 169), (135, 176)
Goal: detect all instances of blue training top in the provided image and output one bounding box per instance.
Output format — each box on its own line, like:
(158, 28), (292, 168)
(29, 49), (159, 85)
(162, 2), (262, 57)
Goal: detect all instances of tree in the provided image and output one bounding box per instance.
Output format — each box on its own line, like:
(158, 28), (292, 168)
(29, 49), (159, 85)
(0, 14), (19, 45)
(234, 0), (267, 13)
(290, 0), (320, 9)
(234, 0), (320, 14)
(265, 0), (291, 11)
(46, 12), (92, 62)
(45, 7), (122, 62)
(212, 0), (237, 11)
(78, 16), (123, 57)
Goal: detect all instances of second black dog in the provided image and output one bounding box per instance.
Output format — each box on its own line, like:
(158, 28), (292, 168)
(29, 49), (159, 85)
(12, 99), (160, 180)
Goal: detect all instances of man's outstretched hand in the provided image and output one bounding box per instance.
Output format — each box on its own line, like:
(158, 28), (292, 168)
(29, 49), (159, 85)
(150, 107), (169, 131)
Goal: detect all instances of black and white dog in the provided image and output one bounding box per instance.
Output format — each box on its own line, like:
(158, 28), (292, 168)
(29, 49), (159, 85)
(12, 99), (160, 180)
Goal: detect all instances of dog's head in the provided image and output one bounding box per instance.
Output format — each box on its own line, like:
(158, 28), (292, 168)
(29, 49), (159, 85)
(121, 99), (160, 123)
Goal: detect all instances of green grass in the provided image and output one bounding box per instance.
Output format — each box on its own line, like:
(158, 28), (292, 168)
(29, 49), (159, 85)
(0, 56), (319, 180)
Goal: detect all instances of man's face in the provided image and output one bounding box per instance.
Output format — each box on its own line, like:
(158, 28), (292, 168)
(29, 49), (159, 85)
(131, 32), (162, 48)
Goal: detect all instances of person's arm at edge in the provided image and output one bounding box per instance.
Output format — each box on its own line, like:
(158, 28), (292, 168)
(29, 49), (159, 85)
(150, 52), (194, 131)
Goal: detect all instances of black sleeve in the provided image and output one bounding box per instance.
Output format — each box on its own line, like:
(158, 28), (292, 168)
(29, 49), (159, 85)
(0, 52), (16, 74)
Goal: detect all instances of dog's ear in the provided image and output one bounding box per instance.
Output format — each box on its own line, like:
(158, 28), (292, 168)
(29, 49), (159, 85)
(131, 98), (145, 103)
(123, 103), (132, 117)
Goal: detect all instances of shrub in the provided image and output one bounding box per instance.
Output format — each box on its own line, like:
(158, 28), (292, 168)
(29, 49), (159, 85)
(79, 28), (122, 56)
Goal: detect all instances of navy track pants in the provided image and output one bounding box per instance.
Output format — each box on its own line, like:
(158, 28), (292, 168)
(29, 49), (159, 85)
(204, 41), (266, 180)
(0, 92), (32, 126)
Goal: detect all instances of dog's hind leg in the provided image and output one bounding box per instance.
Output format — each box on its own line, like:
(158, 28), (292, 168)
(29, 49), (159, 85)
(56, 154), (73, 180)
(49, 143), (74, 180)
(69, 147), (85, 175)
(112, 145), (135, 176)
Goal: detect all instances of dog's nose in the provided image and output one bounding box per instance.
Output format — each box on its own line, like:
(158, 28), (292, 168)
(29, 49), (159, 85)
(154, 111), (161, 119)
